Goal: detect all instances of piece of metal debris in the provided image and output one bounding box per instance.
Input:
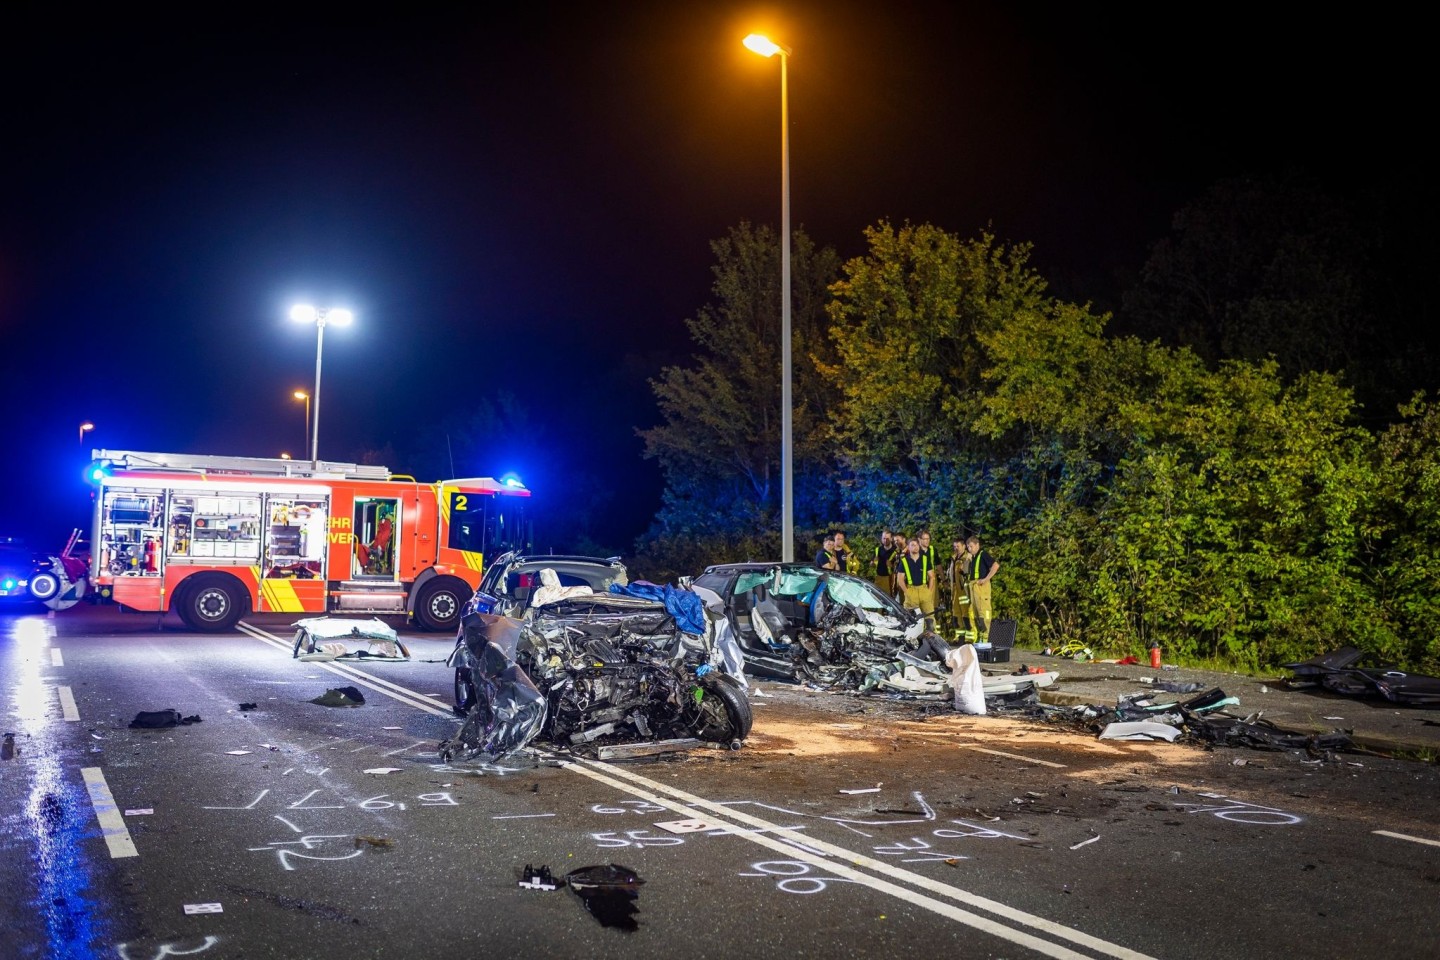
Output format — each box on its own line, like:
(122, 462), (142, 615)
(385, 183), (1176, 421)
(1069, 835), (1101, 850)
(354, 836), (395, 849)
(518, 864), (559, 890)
(595, 738), (703, 760)
(363, 767), (403, 775)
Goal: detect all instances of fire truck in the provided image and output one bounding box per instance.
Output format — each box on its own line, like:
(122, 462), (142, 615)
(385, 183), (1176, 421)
(86, 450), (530, 633)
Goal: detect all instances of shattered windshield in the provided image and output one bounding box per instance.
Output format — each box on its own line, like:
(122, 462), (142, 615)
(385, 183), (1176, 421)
(733, 567), (895, 613)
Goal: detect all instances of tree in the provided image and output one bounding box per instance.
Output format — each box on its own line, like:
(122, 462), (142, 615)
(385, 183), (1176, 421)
(1120, 173), (1372, 383)
(823, 222), (1050, 480)
(640, 222), (841, 556)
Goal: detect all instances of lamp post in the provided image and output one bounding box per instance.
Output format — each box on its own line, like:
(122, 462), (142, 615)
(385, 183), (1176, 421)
(79, 421), (94, 444)
(292, 390), (310, 459)
(743, 32), (794, 562)
(289, 305), (353, 470)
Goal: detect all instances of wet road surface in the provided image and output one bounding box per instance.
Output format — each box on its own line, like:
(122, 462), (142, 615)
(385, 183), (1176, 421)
(3, 603), (1438, 959)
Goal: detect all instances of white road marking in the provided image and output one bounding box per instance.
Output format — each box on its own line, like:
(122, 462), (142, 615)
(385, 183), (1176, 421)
(235, 619), (1151, 959)
(50, 648), (64, 666)
(958, 745), (1066, 768)
(58, 685), (80, 721)
(1373, 829), (1440, 848)
(493, 813), (557, 820)
(82, 767), (139, 858)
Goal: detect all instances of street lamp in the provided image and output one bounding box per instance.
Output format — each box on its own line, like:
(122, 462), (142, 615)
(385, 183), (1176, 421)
(292, 390), (310, 458)
(79, 421), (94, 444)
(289, 304), (353, 470)
(743, 32), (795, 562)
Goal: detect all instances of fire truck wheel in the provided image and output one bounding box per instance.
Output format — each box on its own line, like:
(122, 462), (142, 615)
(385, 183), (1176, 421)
(184, 575), (245, 632)
(415, 577), (467, 632)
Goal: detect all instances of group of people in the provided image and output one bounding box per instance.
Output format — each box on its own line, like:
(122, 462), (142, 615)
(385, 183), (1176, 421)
(814, 528), (999, 640)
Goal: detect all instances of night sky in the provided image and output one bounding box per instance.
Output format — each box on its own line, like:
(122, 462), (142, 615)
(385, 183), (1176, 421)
(1, 3), (1422, 552)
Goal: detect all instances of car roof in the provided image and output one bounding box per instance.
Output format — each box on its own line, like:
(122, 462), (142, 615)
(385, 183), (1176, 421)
(501, 554), (623, 568)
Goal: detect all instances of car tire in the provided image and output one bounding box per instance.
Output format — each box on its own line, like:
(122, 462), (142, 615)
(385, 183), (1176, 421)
(453, 666), (477, 714)
(28, 569), (61, 602)
(415, 577), (467, 632)
(691, 673), (753, 743)
(182, 575), (245, 632)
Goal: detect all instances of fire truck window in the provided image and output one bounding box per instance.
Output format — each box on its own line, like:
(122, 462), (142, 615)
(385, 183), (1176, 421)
(446, 491), (487, 553)
(352, 498), (398, 579)
(101, 488), (164, 577)
(191, 495), (262, 562)
(264, 499), (327, 579)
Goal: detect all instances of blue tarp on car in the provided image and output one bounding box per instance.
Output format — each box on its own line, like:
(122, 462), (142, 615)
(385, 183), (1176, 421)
(609, 581), (706, 635)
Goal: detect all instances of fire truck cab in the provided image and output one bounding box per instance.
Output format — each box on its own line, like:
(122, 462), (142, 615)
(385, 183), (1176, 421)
(87, 450), (530, 633)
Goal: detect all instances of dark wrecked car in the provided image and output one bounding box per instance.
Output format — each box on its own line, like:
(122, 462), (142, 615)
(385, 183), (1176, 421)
(463, 551), (628, 618)
(689, 562), (926, 686)
(441, 583), (753, 764)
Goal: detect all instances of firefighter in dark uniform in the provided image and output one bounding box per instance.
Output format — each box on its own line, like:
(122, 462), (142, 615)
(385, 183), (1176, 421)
(897, 537), (936, 616)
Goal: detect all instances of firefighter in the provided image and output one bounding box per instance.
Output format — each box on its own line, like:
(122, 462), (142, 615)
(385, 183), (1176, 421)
(897, 537), (936, 616)
(964, 534), (1000, 639)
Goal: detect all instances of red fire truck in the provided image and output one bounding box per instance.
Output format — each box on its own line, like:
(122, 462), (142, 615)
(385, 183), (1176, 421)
(86, 450), (530, 633)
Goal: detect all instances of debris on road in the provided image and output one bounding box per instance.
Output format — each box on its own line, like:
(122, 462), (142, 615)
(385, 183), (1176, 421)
(1069, 835), (1101, 850)
(183, 903), (223, 915)
(354, 836), (395, 849)
(1284, 646), (1440, 707)
(362, 767), (403, 775)
(238, 702), (258, 711)
(291, 617), (410, 661)
(309, 687), (366, 707)
(129, 710), (202, 728)
(518, 864), (560, 890)
(566, 864), (644, 931)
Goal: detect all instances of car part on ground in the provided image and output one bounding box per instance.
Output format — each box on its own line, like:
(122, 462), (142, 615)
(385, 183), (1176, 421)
(1284, 647), (1440, 708)
(440, 587), (752, 764)
(290, 617), (410, 660)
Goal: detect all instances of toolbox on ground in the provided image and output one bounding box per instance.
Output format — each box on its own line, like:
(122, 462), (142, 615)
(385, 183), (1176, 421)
(976, 619), (1017, 662)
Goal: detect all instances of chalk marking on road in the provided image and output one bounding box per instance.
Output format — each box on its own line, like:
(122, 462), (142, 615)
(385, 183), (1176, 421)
(493, 813), (557, 820)
(1373, 829), (1440, 848)
(82, 767), (139, 858)
(234, 620), (1153, 960)
(51, 647), (64, 666)
(58, 685), (80, 721)
(384, 739), (432, 757)
(236, 622), (455, 718)
(274, 815), (304, 833)
(574, 756), (1157, 960)
(957, 745), (1067, 768)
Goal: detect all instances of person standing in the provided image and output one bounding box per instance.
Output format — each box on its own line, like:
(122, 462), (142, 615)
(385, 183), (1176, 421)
(872, 529), (898, 594)
(964, 535), (1000, 638)
(946, 537), (968, 637)
(897, 537), (936, 616)
(814, 536), (837, 571)
(832, 530), (858, 574)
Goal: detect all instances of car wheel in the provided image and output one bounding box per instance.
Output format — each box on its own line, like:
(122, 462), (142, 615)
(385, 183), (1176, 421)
(185, 576), (244, 632)
(415, 577), (466, 632)
(28, 569), (61, 602)
(690, 673), (753, 743)
(453, 667), (477, 714)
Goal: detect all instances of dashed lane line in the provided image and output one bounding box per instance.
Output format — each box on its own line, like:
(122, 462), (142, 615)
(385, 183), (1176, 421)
(1373, 830), (1440, 848)
(957, 745), (1067, 768)
(51, 647), (64, 667)
(82, 767), (139, 858)
(58, 685), (80, 721)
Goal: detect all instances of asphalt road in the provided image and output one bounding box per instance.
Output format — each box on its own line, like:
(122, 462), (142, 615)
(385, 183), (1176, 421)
(3, 602), (1438, 960)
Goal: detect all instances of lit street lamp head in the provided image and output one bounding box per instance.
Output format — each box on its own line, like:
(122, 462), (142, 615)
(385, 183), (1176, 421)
(743, 34), (790, 58)
(289, 304), (317, 323)
(327, 308), (354, 326)
(293, 390), (309, 400)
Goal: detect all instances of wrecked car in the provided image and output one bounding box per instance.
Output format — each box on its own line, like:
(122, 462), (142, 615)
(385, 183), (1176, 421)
(441, 585), (752, 764)
(463, 551), (628, 618)
(689, 562), (926, 686)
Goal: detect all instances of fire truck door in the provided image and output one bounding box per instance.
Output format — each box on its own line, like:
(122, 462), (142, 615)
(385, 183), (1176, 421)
(352, 497), (398, 580)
